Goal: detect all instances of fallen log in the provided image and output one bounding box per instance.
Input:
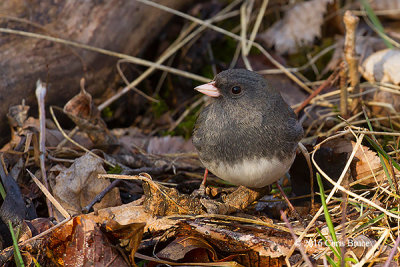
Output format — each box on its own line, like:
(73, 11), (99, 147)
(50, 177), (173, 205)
(0, 0), (192, 145)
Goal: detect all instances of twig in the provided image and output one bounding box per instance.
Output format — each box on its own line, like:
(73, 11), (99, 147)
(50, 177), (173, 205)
(339, 61), (349, 117)
(258, 43), (337, 75)
(206, 43), (217, 76)
(314, 132), (400, 219)
(100, 173), (190, 213)
(356, 229), (389, 266)
(229, 42), (242, 69)
(116, 59), (160, 103)
(275, 182), (305, 227)
(295, 68), (340, 114)
(383, 232), (400, 267)
(82, 179), (123, 213)
(6, 217), (71, 253)
(343, 10), (360, 113)
(280, 211), (313, 267)
(35, 80), (53, 218)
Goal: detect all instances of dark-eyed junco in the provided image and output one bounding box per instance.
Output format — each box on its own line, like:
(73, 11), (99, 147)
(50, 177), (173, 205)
(193, 69), (303, 188)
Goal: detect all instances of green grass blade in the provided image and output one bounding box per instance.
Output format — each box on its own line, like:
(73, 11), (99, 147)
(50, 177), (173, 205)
(326, 254), (339, 267)
(378, 153), (396, 191)
(0, 181), (6, 200)
(345, 257), (358, 264)
(362, 107), (399, 187)
(365, 135), (400, 172)
(316, 173), (341, 254)
(359, 0), (393, 48)
(8, 221), (24, 267)
(316, 227), (341, 259)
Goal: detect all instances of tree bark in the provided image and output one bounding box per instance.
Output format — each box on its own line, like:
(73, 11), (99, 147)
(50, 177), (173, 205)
(0, 0), (191, 145)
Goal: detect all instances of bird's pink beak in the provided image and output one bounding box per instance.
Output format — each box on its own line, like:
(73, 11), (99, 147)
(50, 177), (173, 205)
(194, 81), (220, 97)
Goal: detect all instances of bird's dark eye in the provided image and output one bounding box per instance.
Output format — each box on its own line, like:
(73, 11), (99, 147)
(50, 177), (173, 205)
(231, 86), (242, 94)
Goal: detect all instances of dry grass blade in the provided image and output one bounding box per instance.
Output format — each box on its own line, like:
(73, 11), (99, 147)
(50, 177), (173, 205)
(26, 169), (70, 219)
(245, 0), (268, 54)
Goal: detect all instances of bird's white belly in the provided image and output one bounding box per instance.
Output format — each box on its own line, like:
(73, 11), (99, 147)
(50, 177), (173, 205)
(204, 155), (295, 188)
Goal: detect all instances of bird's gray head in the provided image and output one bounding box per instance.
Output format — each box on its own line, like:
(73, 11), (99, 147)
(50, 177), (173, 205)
(195, 69), (278, 102)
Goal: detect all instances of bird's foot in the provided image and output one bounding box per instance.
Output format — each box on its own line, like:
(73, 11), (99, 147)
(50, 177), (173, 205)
(191, 184), (208, 198)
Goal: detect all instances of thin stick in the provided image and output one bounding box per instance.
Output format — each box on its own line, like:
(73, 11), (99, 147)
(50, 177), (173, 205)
(240, 2), (252, 70)
(281, 211), (313, 267)
(275, 182), (305, 226)
(35, 80), (54, 218)
(314, 134), (400, 219)
(116, 59), (159, 103)
(100, 173), (190, 213)
(26, 169), (70, 219)
(343, 10), (360, 112)
(383, 231), (400, 267)
(295, 68), (340, 114)
(339, 61), (348, 117)
(168, 96), (206, 132)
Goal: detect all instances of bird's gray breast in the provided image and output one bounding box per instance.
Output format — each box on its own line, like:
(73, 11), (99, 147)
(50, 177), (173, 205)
(193, 101), (269, 164)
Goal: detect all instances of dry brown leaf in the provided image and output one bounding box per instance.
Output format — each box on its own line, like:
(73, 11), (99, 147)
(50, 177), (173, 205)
(326, 138), (397, 185)
(101, 220), (145, 264)
(361, 48), (400, 85)
(64, 87), (118, 149)
(96, 199), (178, 233)
(47, 216), (129, 267)
(142, 180), (203, 216)
(52, 153), (121, 219)
(259, 0), (332, 54)
(157, 235), (217, 263)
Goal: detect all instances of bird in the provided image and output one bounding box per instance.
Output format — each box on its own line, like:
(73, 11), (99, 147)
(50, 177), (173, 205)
(192, 69), (303, 189)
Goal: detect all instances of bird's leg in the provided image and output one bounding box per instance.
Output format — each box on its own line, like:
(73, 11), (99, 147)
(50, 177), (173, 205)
(198, 168), (208, 193)
(191, 168), (208, 197)
(275, 182), (306, 226)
